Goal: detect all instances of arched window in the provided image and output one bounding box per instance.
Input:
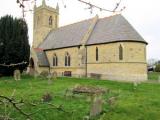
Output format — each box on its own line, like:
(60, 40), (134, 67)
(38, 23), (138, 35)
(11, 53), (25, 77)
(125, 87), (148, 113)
(49, 16), (53, 26)
(96, 47), (98, 61)
(65, 52), (71, 66)
(53, 54), (58, 66)
(119, 44), (123, 60)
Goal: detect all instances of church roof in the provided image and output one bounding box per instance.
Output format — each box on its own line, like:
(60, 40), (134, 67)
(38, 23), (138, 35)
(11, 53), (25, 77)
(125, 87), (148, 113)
(39, 18), (93, 49)
(34, 48), (49, 67)
(39, 14), (147, 50)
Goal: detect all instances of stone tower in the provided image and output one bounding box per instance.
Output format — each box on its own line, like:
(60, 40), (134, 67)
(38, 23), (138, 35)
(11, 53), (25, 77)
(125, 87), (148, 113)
(32, 0), (59, 48)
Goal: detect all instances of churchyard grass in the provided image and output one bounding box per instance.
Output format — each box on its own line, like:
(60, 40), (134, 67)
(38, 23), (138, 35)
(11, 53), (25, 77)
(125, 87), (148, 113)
(0, 74), (160, 120)
(148, 72), (160, 80)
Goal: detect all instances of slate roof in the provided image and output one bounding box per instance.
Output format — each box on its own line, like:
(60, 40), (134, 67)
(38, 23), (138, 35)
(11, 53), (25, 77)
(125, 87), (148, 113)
(39, 18), (93, 49)
(34, 48), (49, 67)
(39, 14), (147, 50)
(87, 14), (146, 45)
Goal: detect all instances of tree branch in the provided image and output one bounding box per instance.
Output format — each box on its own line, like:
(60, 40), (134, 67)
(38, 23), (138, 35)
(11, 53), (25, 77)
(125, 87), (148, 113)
(0, 61), (28, 67)
(78, 0), (125, 13)
(0, 95), (72, 119)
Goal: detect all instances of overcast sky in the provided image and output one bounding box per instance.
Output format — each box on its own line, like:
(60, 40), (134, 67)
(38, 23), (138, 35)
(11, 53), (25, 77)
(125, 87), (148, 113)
(0, 0), (159, 60)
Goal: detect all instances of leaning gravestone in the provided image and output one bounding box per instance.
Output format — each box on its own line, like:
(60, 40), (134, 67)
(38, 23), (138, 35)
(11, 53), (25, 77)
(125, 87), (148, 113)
(14, 69), (21, 81)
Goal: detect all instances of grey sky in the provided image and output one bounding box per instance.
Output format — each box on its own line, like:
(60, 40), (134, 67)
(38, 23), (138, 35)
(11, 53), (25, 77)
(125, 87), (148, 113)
(0, 0), (159, 60)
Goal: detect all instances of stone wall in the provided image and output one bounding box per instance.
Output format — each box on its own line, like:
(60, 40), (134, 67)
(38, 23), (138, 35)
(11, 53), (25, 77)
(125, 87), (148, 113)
(87, 42), (147, 81)
(42, 41), (147, 81)
(87, 63), (147, 81)
(87, 42), (146, 63)
(45, 47), (86, 77)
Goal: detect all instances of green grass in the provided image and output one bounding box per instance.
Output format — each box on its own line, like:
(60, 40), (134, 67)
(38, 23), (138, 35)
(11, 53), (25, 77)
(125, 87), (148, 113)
(148, 72), (160, 80)
(0, 75), (160, 120)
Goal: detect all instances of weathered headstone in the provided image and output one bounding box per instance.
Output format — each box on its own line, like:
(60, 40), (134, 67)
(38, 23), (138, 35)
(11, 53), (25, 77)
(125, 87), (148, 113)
(47, 72), (52, 84)
(90, 94), (103, 117)
(70, 85), (106, 118)
(14, 69), (21, 81)
(52, 71), (57, 79)
(34, 70), (39, 79)
(108, 96), (117, 106)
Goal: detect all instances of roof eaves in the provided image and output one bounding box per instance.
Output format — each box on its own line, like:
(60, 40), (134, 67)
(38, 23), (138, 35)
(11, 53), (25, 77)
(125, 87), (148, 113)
(86, 40), (148, 46)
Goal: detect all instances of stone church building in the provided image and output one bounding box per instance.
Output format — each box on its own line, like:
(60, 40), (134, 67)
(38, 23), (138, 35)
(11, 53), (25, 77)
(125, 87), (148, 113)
(30, 0), (148, 81)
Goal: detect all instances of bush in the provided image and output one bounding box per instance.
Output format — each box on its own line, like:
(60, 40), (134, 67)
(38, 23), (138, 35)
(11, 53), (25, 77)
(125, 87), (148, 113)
(40, 71), (49, 77)
(155, 64), (160, 72)
(42, 92), (52, 102)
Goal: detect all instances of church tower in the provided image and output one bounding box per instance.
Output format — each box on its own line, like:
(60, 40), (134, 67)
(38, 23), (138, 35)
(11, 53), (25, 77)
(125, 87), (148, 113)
(32, 0), (59, 48)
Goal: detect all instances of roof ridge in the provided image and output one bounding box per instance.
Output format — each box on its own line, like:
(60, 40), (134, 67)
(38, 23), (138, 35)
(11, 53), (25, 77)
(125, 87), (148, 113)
(57, 17), (94, 30)
(57, 14), (121, 29)
(98, 13), (122, 20)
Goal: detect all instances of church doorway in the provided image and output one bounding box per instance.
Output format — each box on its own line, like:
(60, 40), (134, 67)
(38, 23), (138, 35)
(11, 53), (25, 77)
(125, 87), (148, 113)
(29, 57), (35, 75)
(30, 58), (35, 68)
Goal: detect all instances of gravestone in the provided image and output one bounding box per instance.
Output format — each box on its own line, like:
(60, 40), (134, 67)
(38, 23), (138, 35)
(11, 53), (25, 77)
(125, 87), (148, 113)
(90, 94), (103, 117)
(14, 69), (21, 81)
(71, 85), (106, 118)
(52, 71), (57, 80)
(108, 96), (117, 106)
(34, 70), (39, 79)
(47, 72), (52, 84)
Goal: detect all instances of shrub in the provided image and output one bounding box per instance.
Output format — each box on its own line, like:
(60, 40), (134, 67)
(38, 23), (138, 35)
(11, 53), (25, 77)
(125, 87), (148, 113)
(40, 71), (48, 77)
(42, 92), (52, 102)
(155, 64), (160, 72)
